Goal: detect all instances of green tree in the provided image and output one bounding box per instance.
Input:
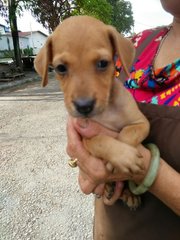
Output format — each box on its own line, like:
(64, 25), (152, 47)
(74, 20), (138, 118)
(25, 0), (73, 33)
(0, 0), (23, 70)
(27, 0), (133, 34)
(74, 0), (112, 24)
(8, 0), (23, 70)
(26, 0), (112, 32)
(108, 0), (134, 34)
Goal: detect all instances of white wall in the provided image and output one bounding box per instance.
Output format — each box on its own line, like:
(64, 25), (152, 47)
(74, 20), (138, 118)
(0, 35), (29, 51)
(0, 31), (48, 55)
(0, 36), (12, 50)
(19, 37), (29, 50)
(27, 32), (48, 54)
(0, 25), (5, 34)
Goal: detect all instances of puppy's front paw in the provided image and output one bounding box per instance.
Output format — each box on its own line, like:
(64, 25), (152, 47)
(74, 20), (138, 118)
(111, 147), (145, 179)
(103, 181), (124, 206)
(120, 188), (141, 210)
(84, 135), (145, 179)
(126, 153), (145, 176)
(104, 182), (116, 200)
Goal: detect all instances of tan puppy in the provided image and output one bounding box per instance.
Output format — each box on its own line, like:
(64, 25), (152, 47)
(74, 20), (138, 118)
(34, 16), (150, 208)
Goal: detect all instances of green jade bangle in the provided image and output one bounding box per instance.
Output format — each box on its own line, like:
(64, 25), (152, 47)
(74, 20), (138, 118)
(128, 143), (160, 195)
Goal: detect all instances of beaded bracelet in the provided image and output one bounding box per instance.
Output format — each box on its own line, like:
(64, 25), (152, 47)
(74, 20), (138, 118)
(128, 143), (160, 195)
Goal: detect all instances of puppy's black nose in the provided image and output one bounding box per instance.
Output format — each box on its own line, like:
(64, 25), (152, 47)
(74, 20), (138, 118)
(73, 98), (96, 116)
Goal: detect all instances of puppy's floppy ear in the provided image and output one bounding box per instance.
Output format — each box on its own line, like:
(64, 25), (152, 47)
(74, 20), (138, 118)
(107, 26), (135, 76)
(34, 36), (52, 87)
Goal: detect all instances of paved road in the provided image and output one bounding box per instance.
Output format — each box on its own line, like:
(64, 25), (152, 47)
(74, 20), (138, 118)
(0, 74), (94, 240)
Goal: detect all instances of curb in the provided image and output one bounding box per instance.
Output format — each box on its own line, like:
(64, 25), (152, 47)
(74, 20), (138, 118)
(0, 75), (41, 91)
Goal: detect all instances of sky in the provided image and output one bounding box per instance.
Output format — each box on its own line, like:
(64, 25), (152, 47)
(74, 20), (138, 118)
(128, 0), (173, 32)
(0, 0), (173, 35)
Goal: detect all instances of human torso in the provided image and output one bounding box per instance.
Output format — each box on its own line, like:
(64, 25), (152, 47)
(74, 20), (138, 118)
(154, 32), (180, 69)
(124, 27), (180, 106)
(94, 26), (180, 240)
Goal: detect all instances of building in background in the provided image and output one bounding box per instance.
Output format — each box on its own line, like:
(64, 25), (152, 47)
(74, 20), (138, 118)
(0, 23), (10, 34)
(18, 31), (48, 55)
(0, 23), (48, 56)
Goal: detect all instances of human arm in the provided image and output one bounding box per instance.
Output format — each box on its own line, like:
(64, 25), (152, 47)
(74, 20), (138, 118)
(66, 116), (117, 195)
(66, 117), (180, 215)
(137, 144), (180, 216)
(66, 116), (127, 206)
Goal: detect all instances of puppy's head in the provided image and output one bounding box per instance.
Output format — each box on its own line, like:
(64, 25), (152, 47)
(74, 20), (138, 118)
(34, 16), (135, 118)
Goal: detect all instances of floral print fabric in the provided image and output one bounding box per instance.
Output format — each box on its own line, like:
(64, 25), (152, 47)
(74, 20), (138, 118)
(123, 27), (180, 106)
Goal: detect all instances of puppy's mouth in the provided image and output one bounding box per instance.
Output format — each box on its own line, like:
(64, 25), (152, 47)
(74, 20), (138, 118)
(68, 97), (105, 118)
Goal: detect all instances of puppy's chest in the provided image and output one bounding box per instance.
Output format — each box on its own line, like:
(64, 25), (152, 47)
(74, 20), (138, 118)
(92, 106), (127, 132)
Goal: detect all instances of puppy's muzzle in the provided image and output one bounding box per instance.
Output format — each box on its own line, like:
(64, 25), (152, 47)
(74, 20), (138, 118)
(73, 97), (96, 116)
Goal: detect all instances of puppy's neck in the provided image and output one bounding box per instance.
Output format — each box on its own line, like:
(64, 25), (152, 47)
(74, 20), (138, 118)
(110, 77), (127, 107)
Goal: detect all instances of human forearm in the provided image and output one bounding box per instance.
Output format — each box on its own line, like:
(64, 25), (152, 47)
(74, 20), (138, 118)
(134, 145), (180, 216)
(150, 159), (180, 215)
(67, 118), (180, 214)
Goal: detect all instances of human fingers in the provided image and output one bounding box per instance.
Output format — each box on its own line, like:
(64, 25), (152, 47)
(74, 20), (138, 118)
(66, 116), (84, 157)
(93, 183), (106, 196)
(78, 170), (97, 194)
(74, 118), (118, 139)
(66, 117), (95, 174)
(77, 154), (109, 184)
(67, 117), (109, 182)
(103, 181), (124, 206)
(78, 171), (106, 198)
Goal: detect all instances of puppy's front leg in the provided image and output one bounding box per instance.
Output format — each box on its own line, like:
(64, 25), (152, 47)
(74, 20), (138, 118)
(84, 134), (146, 209)
(116, 122), (149, 209)
(83, 135), (144, 179)
(117, 121), (150, 147)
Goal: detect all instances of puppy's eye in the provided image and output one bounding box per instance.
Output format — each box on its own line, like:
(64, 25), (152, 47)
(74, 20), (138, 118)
(96, 60), (109, 71)
(55, 64), (68, 75)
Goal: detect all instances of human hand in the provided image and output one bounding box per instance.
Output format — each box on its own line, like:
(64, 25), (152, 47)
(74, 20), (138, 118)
(66, 116), (145, 205)
(66, 116), (124, 205)
(66, 116), (111, 195)
(73, 118), (145, 180)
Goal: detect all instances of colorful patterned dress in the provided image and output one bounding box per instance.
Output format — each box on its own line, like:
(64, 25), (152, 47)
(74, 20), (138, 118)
(122, 27), (180, 106)
(95, 26), (180, 240)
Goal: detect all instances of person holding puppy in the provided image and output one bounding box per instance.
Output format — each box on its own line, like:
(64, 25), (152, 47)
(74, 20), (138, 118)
(67, 0), (180, 239)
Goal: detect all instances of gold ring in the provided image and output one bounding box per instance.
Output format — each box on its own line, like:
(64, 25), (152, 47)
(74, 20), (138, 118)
(68, 158), (78, 168)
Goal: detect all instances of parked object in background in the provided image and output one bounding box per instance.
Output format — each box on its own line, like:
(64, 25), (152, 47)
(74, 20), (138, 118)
(0, 61), (24, 82)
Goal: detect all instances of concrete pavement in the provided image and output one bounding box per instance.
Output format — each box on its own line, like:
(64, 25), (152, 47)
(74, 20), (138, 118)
(0, 73), (94, 240)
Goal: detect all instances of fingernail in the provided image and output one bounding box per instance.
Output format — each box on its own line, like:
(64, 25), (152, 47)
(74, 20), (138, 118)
(95, 194), (102, 199)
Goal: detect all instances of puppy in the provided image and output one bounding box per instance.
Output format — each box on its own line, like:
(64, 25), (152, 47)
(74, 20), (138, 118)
(34, 15), (150, 209)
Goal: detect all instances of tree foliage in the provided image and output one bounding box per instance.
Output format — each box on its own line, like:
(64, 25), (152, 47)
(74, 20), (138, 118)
(25, 0), (72, 33)
(108, 0), (134, 34)
(27, 0), (133, 34)
(73, 0), (112, 24)
(26, 0), (112, 32)
(0, 0), (134, 69)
